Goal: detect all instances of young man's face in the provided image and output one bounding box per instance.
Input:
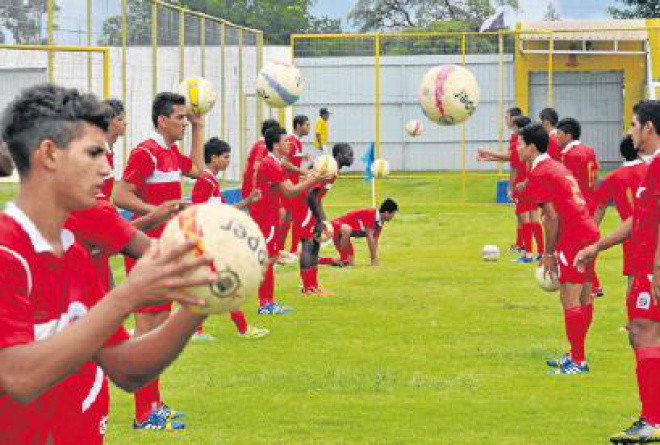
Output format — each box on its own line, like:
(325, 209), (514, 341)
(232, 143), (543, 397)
(159, 104), (188, 142)
(321, 113), (329, 121)
(214, 152), (231, 171)
(382, 211), (396, 222)
(516, 134), (535, 163)
(109, 113), (127, 139)
(554, 128), (571, 148)
(300, 120), (311, 136)
(505, 112), (514, 130)
(276, 134), (290, 157)
(629, 114), (653, 154)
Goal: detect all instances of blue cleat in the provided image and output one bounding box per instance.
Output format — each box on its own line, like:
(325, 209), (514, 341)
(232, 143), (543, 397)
(546, 353), (571, 368)
(511, 256), (533, 264)
(269, 302), (292, 314)
(133, 407), (185, 431)
(159, 404), (185, 420)
(547, 357), (589, 375)
(258, 304), (273, 315)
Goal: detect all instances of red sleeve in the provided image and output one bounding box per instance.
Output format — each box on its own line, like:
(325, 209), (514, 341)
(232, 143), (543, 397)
(191, 178), (213, 204)
(524, 175), (552, 204)
(649, 160), (660, 198)
(363, 210), (378, 229)
(255, 146), (268, 164)
(596, 174), (614, 207)
(66, 201), (137, 255)
(0, 250), (34, 348)
(122, 148), (155, 189)
(264, 160), (287, 185)
(174, 146), (193, 175)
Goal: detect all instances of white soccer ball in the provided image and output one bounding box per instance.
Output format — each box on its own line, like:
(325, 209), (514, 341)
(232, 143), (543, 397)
(405, 119), (424, 137)
(257, 60), (303, 108)
(482, 245), (500, 261)
(313, 154), (338, 177)
(418, 64), (480, 126)
(159, 203), (268, 314)
(178, 77), (217, 116)
(371, 159), (390, 178)
(535, 266), (560, 292)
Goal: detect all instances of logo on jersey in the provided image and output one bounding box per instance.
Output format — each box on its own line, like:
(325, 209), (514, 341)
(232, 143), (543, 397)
(637, 187), (647, 199)
(637, 292), (652, 310)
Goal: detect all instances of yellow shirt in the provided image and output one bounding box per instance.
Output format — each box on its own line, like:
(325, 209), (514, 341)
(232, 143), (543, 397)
(314, 118), (328, 149)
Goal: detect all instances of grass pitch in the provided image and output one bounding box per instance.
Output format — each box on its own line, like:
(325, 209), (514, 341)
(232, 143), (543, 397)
(0, 174), (638, 444)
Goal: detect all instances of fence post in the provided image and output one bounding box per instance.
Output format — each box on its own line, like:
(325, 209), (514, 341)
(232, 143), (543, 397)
(87, 0), (92, 92)
(221, 22), (226, 139)
(151, 1), (158, 97)
(460, 33), (467, 204)
(47, 0), (54, 83)
(548, 30), (554, 107)
(239, 28), (246, 176)
(121, 0), (128, 165)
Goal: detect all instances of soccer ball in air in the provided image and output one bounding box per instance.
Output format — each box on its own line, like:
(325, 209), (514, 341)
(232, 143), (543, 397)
(405, 119), (424, 137)
(178, 77), (217, 116)
(418, 65), (480, 126)
(159, 203), (268, 314)
(257, 60), (303, 108)
(482, 245), (500, 261)
(313, 154), (338, 177)
(371, 159), (390, 178)
(535, 266), (560, 292)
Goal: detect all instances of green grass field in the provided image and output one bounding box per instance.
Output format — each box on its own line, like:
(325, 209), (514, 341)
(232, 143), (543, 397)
(0, 174), (639, 444)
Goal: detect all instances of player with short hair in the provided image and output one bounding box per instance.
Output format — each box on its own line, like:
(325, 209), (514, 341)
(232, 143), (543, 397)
(0, 84), (215, 444)
(539, 107), (561, 160)
(241, 118), (280, 202)
(319, 198), (398, 267)
(100, 99), (126, 198)
(311, 108), (330, 163)
(114, 91), (206, 429)
(190, 137), (268, 339)
(517, 123), (599, 375)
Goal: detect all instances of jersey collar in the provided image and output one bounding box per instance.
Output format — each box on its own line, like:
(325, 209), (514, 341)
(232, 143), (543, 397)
(531, 153), (550, 172)
(561, 140), (581, 154)
(4, 202), (75, 253)
(267, 152), (281, 163)
(375, 210), (382, 225)
(623, 159), (643, 167)
(151, 131), (174, 150)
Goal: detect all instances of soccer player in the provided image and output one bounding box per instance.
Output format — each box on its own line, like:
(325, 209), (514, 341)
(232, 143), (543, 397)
(241, 118), (280, 202)
(319, 198), (398, 267)
(252, 126), (326, 313)
(593, 135), (646, 287)
(190, 137), (268, 339)
(539, 107), (561, 160)
(298, 143), (354, 295)
(575, 101), (660, 441)
(113, 92), (206, 430)
(311, 108), (330, 163)
(517, 123), (599, 375)
(100, 99), (126, 198)
(0, 84), (215, 444)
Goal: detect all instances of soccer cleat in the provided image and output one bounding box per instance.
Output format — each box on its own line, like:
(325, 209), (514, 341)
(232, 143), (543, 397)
(159, 404), (186, 420)
(257, 304), (273, 315)
(133, 408), (185, 431)
(535, 254), (543, 261)
(239, 326), (270, 338)
(509, 244), (522, 254)
(191, 332), (216, 342)
(302, 287), (333, 297)
(546, 353), (571, 368)
(610, 418), (660, 443)
(269, 302), (292, 314)
(511, 256), (533, 264)
(594, 287), (605, 298)
(547, 358), (589, 375)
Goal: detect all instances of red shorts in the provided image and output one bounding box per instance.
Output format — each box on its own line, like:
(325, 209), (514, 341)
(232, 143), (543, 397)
(255, 219), (280, 257)
(125, 256), (172, 314)
(622, 239), (635, 276)
(513, 190), (536, 214)
(291, 200), (316, 240)
(556, 238), (598, 285)
(627, 274), (660, 321)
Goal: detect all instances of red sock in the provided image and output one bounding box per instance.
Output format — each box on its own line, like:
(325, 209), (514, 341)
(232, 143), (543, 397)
(532, 223), (544, 254)
(635, 346), (660, 424)
(195, 324), (203, 335)
(564, 307), (586, 363)
(311, 266), (319, 288)
(259, 264), (274, 307)
(290, 224), (300, 254)
(231, 311), (248, 334)
(522, 223), (534, 255)
(516, 226), (523, 249)
(593, 273), (601, 290)
(582, 303), (594, 334)
(134, 378), (160, 423)
(319, 257), (335, 265)
(301, 268), (314, 291)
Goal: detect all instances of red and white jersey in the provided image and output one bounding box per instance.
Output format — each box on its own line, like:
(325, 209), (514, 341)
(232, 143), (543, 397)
(241, 138), (268, 198)
(547, 130), (561, 161)
(560, 140), (599, 214)
(0, 203), (128, 445)
(630, 151), (660, 274)
(597, 159), (647, 221)
(509, 133), (528, 184)
(121, 133), (192, 237)
(286, 134), (305, 184)
(101, 142), (115, 198)
(524, 154), (598, 247)
(252, 153), (287, 223)
(192, 169), (225, 204)
(333, 208), (383, 238)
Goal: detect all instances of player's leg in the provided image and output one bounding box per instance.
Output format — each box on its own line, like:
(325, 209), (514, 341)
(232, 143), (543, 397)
(546, 283), (589, 374)
(511, 212), (523, 253)
(336, 224), (355, 266)
(277, 206), (294, 264)
(513, 211), (533, 263)
(300, 237), (331, 296)
(529, 209), (544, 258)
(257, 221), (291, 314)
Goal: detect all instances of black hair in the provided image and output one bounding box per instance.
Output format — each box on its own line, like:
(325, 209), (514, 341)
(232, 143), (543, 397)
(633, 100), (660, 136)
(380, 198), (398, 213)
(557, 117), (581, 140)
(0, 84), (110, 175)
(507, 107), (522, 118)
(265, 127), (287, 152)
(152, 92), (186, 128)
(539, 108), (559, 127)
(520, 123), (549, 153)
(620, 135), (637, 162)
(104, 98), (125, 119)
(261, 118), (280, 137)
(512, 116), (531, 129)
(293, 115), (309, 130)
(332, 142), (354, 168)
(320, 108), (329, 116)
(204, 137), (231, 163)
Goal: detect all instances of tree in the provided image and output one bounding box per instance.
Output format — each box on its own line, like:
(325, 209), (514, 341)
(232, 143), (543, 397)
(609, 0), (660, 19)
(348, 0), (519, 33)
(543, 1), (561, 21)
(0, 0), (56, 44)
(98, 0), (151, 46)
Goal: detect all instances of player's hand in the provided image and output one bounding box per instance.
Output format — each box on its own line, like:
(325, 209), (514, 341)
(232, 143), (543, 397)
(573, 244), (598, 273)
(248, 189), (262, 204)
(514, 182), (526, 194)
(186, 109), (204, 126)
(506, 188), (513, 201)
(122, 240), (215, 309)
(149, 200), (187, 226)
(542, 254), (558, 281)
(476, 148), (492, 161)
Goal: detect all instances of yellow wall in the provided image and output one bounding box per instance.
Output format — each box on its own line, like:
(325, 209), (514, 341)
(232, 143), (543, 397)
(647, 19), (660, 99)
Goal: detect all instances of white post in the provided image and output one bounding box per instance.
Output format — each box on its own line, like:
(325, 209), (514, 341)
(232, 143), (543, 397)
(371, 178), (377, 209)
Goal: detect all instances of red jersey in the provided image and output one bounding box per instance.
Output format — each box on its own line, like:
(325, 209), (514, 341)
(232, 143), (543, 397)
(597, 159), (647, 221)
(101, 143), (115, 198)
(548, 132), (561, 160)
(334, 208), (383, 238)
(560, 141), (599, 214)
(509, 133), (528, 184)
(524, 154), (598, 247)
(241, 139), (268, 198)
(286, 134), (304, 184)
(192, 169), (225, 204)
(252, 153), (287, 223)
(121, 134), (192, 237)
(0, 203), (128, 445)
(630, 152), (660, 274)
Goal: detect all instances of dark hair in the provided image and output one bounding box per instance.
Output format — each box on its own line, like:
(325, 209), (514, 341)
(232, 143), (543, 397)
(557, 117), (581, 140)
(0, 84), (110, 175)
(320, 108), (330, 116)
(633, 100), (660, 136)
(261, 118), (280, 137)
(380, 198), (398, 213)
(520, 123), (549, 153)
(104, 98), (125, 119)
(512, 116), (531, 129)
(293, 115), (309, 130)
(620, 135), (637, 162)
(539, 108), (559, 127)
(265, 127), (287, 152)
(507, 107), (522, 118)
(204, 137), (231, 163)
(152, 92), (186, 128)
(332, 142), (354, 168)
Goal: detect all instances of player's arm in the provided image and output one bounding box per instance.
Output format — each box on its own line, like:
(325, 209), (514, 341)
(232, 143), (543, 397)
(0, 140), (14, 177)
(183, 113), (205, 178)
(365, 226), (379, 266)
(281, 157), (308, 176)
(508, 168), (518, 200)
(593, 205), (607, 226)
(276, 173), (323, 199)
(540, 202), (559, 277)
(476, 147), (510, 162)
(652, 224), (660, 301)
(114, 181), (156, 216)
(574, 217), (633, 271)
(234, 189), (261, 210)
(307, 187), (327, 222)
